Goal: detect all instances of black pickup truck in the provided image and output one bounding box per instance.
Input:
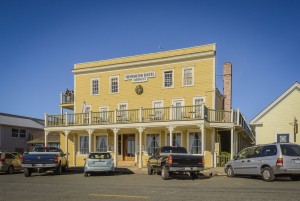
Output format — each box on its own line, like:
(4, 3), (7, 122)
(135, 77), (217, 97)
(147, 146), (204, 180)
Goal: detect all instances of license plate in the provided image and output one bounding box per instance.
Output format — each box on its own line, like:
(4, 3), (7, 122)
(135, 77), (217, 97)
(185, 167), (191, 170)
(294, 160), (300, 164)
(35, 164), (44, 167)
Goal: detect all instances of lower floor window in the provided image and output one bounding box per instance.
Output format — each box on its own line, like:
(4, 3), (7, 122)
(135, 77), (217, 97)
(167, 133), (181, 147)
(96, 136), (107, 152)
(189, 132), (202, 154)
(80, 136), (89, 154)
(147, 134), (160, 155)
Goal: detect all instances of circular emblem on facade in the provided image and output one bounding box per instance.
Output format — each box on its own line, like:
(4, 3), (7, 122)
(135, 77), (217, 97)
(135, 85), (144, 95)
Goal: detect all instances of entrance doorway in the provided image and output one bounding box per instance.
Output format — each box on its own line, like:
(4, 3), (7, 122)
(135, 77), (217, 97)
(123, 134), (135, 161)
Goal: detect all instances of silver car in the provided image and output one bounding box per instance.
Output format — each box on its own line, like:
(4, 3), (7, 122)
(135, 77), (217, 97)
(0, 151), (22, 174)
(225, 143), (300, 182)
(84, 152), (114, 177)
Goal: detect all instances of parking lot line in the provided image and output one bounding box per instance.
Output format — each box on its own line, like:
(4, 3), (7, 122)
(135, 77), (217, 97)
(89, 193), (149, 199)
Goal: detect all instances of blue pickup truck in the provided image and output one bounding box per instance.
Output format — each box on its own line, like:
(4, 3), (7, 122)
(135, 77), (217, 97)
(21, 147), (68, 177)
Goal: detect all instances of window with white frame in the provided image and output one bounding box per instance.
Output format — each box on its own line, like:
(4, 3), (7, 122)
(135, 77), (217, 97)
(189, 132), (202, 154)
(147, 134), (160, 155)
(163, 70), (173, 88)
(183, 67), (193, 86)
(110, 76), (119, 93)
(96, 136), (107, 152)
(118, 103), (128, 121)
(167, 133), (181, 147)
(79, 136), (89, 154)
(12, 129), (26, 138)
(91, 78), (99, 95)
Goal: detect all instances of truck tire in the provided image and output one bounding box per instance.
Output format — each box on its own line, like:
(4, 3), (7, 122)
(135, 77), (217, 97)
(261, 167), (275, 182)
(56, 165), (62, 175)
(24, 168), (32, 177)
(161, 166), (169, 180)
(147, 163), (153, 175)
(190, 172), (199, 180)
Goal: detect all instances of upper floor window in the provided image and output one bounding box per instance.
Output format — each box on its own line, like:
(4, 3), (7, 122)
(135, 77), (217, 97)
(12, 129), (26, 138)
(163, 70), (174, 88)
(91, 78), (99, 95)
(182, 67), (194, 86)
(110, 76), (119, 94)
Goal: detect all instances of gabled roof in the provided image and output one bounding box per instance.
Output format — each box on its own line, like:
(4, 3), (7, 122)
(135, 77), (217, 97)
(0, 113), (44, 129)
(250, 82), (300, 125)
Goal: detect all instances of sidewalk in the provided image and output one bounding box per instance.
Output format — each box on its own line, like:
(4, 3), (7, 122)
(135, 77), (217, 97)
(115, 166), (226, 176)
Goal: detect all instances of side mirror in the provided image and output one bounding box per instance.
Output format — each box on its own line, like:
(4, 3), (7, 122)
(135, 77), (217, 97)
(233, 155), (238, 160)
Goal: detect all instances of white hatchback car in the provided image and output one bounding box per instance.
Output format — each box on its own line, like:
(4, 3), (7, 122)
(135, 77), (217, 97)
(84, 152), (114, 177)
(225, 143), (300, 182)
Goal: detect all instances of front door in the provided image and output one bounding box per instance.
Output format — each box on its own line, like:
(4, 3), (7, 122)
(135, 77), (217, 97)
(123, 134), (135, 161)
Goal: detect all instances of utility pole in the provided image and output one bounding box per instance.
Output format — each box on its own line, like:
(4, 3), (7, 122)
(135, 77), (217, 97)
(294, 118), (298, 142)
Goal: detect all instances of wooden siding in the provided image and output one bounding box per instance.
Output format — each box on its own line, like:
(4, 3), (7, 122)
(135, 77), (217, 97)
(255, 89), (300, 144)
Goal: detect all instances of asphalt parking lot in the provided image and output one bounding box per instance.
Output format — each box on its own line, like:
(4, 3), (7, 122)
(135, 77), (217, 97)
(1, 168), (300, 201)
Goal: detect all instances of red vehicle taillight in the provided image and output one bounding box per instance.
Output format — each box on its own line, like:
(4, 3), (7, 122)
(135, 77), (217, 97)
(54, 155), (58, 163)
(0, 158), (5, 163)
(276, 158), (283, 166)
(168, 156), (173, 165)
(20, 155), (24, 164)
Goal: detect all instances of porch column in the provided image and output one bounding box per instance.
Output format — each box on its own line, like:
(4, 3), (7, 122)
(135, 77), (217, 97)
(202, 124), (206, 155)
(230, 128), (234, 159)
(64, 130), (70, 161)
(167, 125), (175, 146)
(73, 135), (77, 167)
(137, 127), (145, 169)
(44, 131), (49, 147)
(211, 129), (215, 168)
(87, 129), (94, 153)
(112, 128), (119, 167)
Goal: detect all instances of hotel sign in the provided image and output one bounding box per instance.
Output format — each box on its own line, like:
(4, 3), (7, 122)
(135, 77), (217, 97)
(124, 71), (156, 83)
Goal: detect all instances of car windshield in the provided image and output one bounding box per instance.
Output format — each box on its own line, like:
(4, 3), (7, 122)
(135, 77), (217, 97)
(161, 147), (187, 154)
(280, 144), (300, 156)
(89, 153), (111, 159)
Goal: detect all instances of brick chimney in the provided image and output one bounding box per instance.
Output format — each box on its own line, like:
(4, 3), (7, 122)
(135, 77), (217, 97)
(223, 62), (232, 111)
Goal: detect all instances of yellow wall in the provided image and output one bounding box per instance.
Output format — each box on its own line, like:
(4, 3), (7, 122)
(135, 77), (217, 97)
(255, 89), (300, 145)
(75, 58), (214, 112)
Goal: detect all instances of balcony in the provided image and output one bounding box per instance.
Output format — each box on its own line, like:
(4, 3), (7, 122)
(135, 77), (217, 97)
(60, 90), (74, 110)
(46, 105), (237, 127)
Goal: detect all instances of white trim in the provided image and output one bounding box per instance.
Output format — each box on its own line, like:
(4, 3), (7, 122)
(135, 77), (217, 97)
(193, 96), (206, 104)
(152, 100), (164, 108)
(144, 132), (161, 156)
(94, 133), (109, 152)
(109, 75), (120, 94)
(90, 78), (100, 96)
(172, 98), (185, 106)
(118, 102), (128, 110)
(78, 134), (89, 156)
(182, 66), (194, 87)
(162, 69), (174, 89)
(187, 129), (203, 155)
(74, 75), (77, 113)
(212, 56), (216, 110)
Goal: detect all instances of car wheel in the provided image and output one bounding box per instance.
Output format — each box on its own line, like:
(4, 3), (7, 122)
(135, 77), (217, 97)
(147, 163), (153, 175)
(24, 168), (32, 177)
(161, 166), (169, 180)
(290, 175), (300, 181)
(56, 165), (62, 175)
(190, 172), (199, 180)
(226, 166), (235, 177)
(7, 165), (14, 174)
(261, 167), (275, 182)
(84, 172), (89, 177)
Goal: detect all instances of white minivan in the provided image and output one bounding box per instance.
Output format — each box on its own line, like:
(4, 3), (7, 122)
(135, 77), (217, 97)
(225, 143), (300, 182)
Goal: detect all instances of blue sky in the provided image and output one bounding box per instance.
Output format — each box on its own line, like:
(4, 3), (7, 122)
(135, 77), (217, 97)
(0, 0), (299, 122)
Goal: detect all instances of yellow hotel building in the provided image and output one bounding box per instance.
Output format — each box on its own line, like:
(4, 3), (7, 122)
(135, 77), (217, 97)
(44, 44), (254, 169)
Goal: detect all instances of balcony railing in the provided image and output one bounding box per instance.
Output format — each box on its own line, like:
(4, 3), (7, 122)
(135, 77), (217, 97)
(46, 105), (237, 127)
(234, 110), (255, 143)
(61, 92), (74, 104)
